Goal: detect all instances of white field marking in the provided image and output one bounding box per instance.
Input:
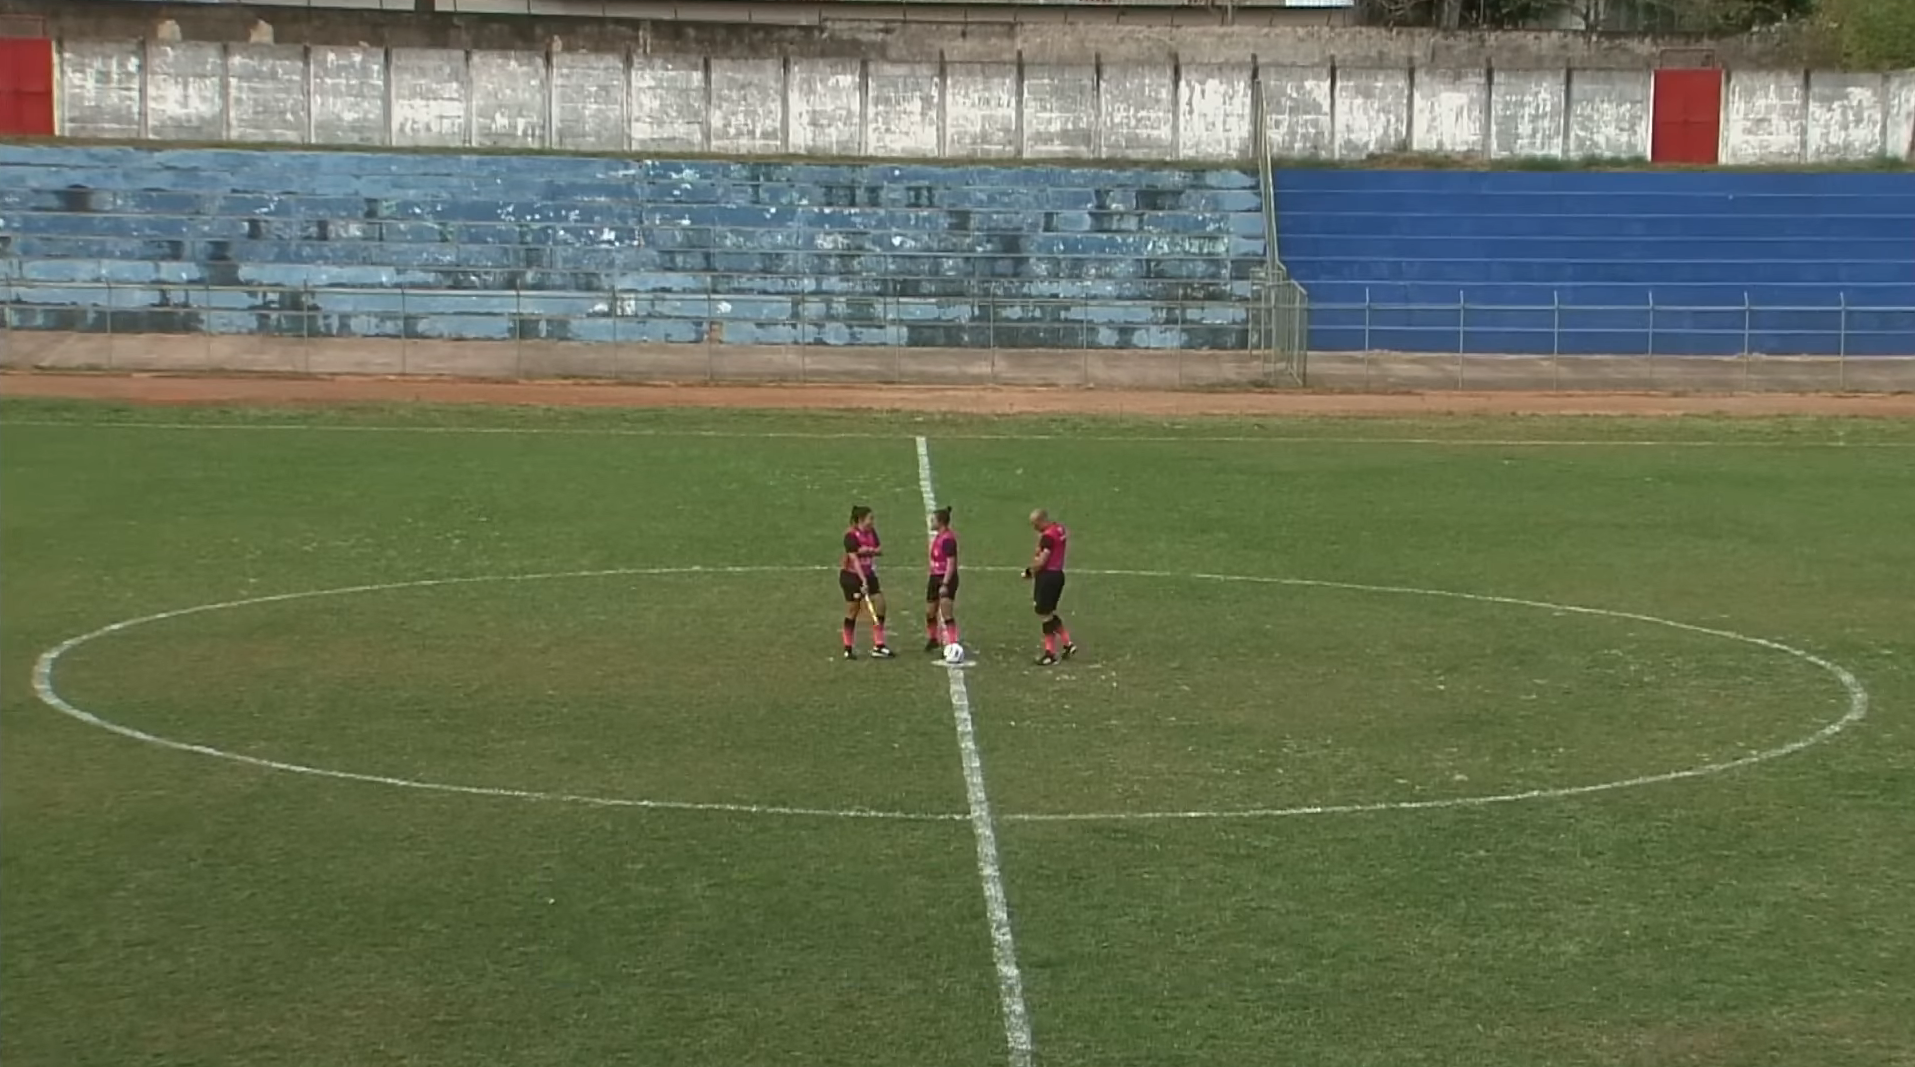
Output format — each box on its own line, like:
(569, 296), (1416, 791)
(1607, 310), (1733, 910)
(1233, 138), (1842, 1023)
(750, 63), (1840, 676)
(30, 564), (1870, 830)
(1000, 569), (1872, 824)
(5, 418), (1912, 449)
(30, 564), (965, 823)
(916, 436), (1036, 1067)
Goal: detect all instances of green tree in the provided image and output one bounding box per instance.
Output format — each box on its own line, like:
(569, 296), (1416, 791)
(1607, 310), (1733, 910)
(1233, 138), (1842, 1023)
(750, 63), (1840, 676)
(1606, 0), (1813, 33)
(1358, 0), (1811, 31)
(1820, 0), (1915, 68)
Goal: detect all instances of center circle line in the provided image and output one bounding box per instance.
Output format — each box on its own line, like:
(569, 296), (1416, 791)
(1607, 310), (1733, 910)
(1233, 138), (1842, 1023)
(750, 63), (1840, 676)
(30, 565), (1869, 823)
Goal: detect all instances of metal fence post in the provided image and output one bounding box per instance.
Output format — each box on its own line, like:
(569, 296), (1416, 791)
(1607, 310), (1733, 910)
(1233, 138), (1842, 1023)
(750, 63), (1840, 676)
(1645, 291), (1656, 387)
(1362, 287), (1373, 391)
(104, 274), (115, 370)
(1079, 292), (1091, 389)
(1363, 286), (1372, 354)
(1291, 282), (1305, 387)
(1551, 289), (1562, 391)
(705, 270), (716, 385)
(1838, 292), (1849, 392)
(1164, 293), (1179, 388)
(609, 257), (622, 382)
(201, 276), (214, 371)
(892, 290), (904, 386)
(1741, 291), (1752, 392)
(988, 284), (999, 385)
(1456, 290), (1467, 390)
(399, 282), (409, 376)
(302, 280), (314, 376)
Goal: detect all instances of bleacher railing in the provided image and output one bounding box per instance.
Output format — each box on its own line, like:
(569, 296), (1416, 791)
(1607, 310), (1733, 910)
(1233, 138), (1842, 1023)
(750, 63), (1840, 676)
(1, 273), (1273, 390)
(1250, 75), (1310, 387)
(7, 277), (1911, 392)
(1308, 291), (1915, 392)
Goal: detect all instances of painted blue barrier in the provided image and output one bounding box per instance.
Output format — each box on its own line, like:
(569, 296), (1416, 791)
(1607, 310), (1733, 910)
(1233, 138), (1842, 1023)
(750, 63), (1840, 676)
(1275, 168), (1915, 356)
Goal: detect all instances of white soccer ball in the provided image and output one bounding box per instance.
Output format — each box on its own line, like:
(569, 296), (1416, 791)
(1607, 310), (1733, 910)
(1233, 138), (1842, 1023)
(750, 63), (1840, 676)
(943, 643), (966, 665)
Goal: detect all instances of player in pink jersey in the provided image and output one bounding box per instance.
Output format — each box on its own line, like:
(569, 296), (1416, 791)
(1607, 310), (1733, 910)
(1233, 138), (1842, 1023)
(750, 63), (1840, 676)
(838, 505), (894, 659)
(924, 505), (961, 656)
(1022, 508), (1077, 666)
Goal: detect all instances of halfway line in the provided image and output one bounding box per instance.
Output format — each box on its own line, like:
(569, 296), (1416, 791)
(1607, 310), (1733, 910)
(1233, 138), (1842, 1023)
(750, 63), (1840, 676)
(916, 435), (1036, 1067)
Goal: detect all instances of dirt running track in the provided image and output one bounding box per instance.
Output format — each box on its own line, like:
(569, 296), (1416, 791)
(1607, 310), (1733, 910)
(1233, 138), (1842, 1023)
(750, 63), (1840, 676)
(4, 372), (1914, 418)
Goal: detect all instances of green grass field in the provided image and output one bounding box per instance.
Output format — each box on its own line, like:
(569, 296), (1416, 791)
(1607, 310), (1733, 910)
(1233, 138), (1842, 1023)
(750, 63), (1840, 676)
(3, 397), (1912, 1067)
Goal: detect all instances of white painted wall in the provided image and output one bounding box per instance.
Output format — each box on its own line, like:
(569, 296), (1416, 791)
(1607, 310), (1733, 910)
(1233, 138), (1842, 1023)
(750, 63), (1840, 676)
(144, 41), (225, 142)
(1566, 69), (1649, 158)
(1891, 72), (1915, 161)
(1490, 69), (1567, 158)
(1720, 69), (1806, 165)
(1413, 68), (1488, 157)
(309, 46), (385, 147)
(1331, 68), (1410, 158)
(50, 40), (1915, 165)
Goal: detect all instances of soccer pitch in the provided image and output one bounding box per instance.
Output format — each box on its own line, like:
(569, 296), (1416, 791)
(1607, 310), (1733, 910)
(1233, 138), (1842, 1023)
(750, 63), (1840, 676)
(3, 396), (1913, 1067)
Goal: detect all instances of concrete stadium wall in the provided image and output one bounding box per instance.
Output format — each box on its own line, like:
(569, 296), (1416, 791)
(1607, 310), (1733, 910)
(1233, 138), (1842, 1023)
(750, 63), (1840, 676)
(52, 39), (1915, 163)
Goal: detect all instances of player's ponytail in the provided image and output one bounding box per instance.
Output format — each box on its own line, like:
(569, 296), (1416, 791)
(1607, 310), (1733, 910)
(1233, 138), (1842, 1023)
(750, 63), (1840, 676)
(849, 505), (872, 526)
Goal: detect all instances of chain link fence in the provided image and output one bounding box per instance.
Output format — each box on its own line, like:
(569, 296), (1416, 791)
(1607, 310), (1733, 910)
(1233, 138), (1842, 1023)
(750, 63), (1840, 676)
(1, 273), (1279, 390)
(6, 275), (1910, 392)
(1304, 292), (1915, 391)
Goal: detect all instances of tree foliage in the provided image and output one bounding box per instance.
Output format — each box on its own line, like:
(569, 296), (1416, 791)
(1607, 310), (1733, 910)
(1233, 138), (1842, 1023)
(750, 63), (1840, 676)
(1356, 0), (1915, 77)
(1358, 0), (1814, 32)
(1819, 0), (1915, 69)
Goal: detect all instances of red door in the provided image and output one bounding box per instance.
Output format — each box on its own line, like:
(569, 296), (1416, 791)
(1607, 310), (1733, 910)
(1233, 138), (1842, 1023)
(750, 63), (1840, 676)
(1651, 68), (1722, 165)
(0, 37), (55, 136)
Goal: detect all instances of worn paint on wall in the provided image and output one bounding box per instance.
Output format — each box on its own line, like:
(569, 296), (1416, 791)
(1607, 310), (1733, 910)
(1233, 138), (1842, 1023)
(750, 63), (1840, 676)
(146, 42), (225, 141)
(46, 39), (1915, 165)
(1178, 63), (1254, 161)
(1569, 69), (1649, 159)
(1263, 66), (1332, 159)
(1411, 68), (1486, 156)
(1333, 67), (1409, 159)
(1490, 69), (1565, 158)
(1721, 69), (1806, 165)
(311, 46), (386, 147)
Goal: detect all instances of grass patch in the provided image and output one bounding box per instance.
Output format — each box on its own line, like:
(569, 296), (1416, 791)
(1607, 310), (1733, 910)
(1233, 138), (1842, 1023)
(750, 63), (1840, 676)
(3, 397), (1913, 1066)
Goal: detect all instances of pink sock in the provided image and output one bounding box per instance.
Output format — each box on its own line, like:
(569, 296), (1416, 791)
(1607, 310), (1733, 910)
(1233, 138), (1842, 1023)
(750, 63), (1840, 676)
(873, 623), (887, 647)
(1043, 633), (1057, 654)
(944, 621), (960, 645)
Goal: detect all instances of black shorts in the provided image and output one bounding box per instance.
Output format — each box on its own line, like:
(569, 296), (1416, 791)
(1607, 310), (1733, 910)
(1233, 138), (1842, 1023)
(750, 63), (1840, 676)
(840, 571), (881, 602)
(1033, 570), (1066, 615)
(926, 573), (960, 603)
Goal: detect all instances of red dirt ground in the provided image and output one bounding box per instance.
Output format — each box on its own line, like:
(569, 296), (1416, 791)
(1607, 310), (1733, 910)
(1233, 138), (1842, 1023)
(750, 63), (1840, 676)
(4, 371), (1914, 418)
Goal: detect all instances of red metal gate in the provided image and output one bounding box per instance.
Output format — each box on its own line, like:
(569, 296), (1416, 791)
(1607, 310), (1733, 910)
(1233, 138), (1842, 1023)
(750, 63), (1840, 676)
(1651, 68), (1723, 165)
(0, 36), (55, 136)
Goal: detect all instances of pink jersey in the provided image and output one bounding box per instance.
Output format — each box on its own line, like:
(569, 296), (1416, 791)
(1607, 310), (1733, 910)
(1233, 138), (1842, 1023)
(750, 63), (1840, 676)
(1037, 523), (1068, 571)
(843, 525), (881, 576)
(929, 529), (958, 576)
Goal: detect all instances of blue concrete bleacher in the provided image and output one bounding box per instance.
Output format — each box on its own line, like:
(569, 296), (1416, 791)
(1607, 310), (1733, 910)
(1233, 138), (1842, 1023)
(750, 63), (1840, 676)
(8, 148), (1911, 360)
(0, 146), (1266, 352)
(1275, 169), (1915, 357)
